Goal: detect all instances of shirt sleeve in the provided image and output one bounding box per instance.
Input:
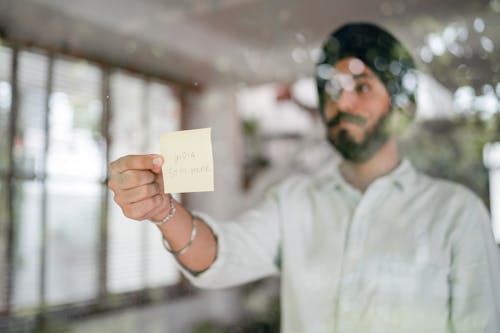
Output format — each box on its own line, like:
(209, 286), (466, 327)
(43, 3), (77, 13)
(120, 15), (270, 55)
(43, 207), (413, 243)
(448, 193), (500, 333)
(175, 186), (283, 289)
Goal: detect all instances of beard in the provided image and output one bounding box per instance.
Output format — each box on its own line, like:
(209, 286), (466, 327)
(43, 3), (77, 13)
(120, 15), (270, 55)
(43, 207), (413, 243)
(326, 111), (390, 163)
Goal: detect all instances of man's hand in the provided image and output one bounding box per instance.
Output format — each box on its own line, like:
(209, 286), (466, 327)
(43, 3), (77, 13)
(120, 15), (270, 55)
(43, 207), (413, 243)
(108, 154), (169, 221)
(108, 154), (218, 272)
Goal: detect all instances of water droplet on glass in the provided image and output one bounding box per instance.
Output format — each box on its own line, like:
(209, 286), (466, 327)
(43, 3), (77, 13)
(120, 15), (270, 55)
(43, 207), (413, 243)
(454, 86), (475, 111)
(483, 84), (494, 95)
(457, 25), (469, 42)
(480, 36), (494, 52)
(443, 26), (457, 44)
(427, 33), (446, 56)
(348, 59), (365, 75)
(403, 72), (418, 92)
(291, 48), (307, 63)
(448, 43), (464, 57)
(420, 46), (433, 63)
(295, 33), (306, 43)
(390, 61), (402, 75)
(474, 17), (485, 33)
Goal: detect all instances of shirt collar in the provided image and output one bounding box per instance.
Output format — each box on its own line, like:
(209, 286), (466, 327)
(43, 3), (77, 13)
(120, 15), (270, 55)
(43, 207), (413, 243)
(323, 158), (417, 192)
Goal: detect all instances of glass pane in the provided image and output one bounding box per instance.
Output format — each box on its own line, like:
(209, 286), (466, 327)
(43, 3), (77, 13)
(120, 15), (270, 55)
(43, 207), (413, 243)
(47, 58), (104, 182)
(12, 180), (42, 310)
(46, 181), (100, 305)
(0, 179), (8, 310)
(146, 81), (180, 151)
(0, 46), (12, 172)
(108, 77), (182, 293)
(109, 71), (147, 159)
(145, 82), (181, 287)
(484, 142), (500, 242)
(108, 73), (147, 293)
(107, 201), (148, 293)
(107, 204), (179, 293)
(144, 225), (180, 288)
(15, 51), (49, 177)
(490, 167), (500, 242)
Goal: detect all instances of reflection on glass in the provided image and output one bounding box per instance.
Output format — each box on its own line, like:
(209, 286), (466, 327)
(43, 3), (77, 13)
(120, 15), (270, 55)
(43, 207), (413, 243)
(417, 19), (499, 118)
(46, 181), (100, 305)
(15, 51), (49, 177)
(47, 58), (104, 181)
(12, 180), (42, 310)
(0, 46), (12, 172)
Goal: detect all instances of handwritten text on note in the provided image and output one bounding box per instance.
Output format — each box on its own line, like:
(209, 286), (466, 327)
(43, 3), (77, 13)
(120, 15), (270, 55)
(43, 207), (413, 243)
(160, 128), (214, 193)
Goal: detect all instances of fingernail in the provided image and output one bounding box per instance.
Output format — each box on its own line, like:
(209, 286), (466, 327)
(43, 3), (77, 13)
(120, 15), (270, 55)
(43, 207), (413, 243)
(152, 157), (163, 167)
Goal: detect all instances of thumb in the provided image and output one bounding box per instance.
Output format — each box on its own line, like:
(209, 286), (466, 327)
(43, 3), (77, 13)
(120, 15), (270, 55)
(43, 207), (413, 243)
(151, 155), (164, 174)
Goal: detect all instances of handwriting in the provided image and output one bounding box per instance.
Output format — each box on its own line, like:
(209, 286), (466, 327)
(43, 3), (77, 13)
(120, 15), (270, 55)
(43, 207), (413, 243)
(174, 151), (197, 164)
(165, 165), (212, 179)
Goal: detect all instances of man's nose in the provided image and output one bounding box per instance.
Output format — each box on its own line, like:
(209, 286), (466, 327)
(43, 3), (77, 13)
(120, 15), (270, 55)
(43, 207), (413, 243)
(336, 89), (357, 112)
(324, 90), (355, 120)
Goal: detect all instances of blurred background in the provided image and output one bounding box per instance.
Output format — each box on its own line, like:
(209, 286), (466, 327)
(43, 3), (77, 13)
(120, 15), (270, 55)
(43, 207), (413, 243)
(0, 0), (499, 332)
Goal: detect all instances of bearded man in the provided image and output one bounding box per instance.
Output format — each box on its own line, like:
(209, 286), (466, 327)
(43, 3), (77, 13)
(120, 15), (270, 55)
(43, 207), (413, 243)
(108, 23), (500, 333)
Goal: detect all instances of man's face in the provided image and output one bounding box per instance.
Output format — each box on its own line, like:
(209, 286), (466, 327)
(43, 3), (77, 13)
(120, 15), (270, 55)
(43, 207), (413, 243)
(322, 57), (392, 162)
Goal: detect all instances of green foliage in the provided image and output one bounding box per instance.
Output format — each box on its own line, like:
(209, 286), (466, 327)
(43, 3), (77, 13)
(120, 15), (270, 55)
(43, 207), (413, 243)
(401, 113), (500, 206)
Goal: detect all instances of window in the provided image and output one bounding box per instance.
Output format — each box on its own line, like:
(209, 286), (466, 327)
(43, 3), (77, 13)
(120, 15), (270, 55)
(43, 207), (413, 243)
(0, 44), (183, 324)
(12, 50), (48, 310)
(107, 71), (180, 294)
(0, 46), (12, 172)
(45, 57), (104, 305)
(0, 45), (12, 313)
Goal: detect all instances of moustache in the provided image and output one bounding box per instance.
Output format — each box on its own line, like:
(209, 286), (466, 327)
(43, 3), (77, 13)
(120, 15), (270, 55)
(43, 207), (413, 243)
(326, 111), (367, 128)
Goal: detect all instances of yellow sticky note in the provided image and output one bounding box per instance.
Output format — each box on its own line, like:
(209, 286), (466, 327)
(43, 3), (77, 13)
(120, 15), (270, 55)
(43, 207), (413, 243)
(160, 128), (214, 193)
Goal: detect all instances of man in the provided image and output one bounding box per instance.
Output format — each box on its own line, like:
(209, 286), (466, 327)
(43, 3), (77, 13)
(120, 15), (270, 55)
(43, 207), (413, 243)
(108, 23), (500, 332)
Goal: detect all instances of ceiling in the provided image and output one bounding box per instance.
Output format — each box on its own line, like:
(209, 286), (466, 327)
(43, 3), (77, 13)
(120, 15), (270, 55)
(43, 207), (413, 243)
(0, 0), (498, 88)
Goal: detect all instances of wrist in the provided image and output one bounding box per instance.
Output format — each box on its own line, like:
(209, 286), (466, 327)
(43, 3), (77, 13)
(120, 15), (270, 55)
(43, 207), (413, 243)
(150, 194), (176, 226)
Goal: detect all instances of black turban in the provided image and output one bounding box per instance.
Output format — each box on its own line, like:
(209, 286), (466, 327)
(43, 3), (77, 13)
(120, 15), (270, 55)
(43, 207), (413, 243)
(316, 22), (418, 119)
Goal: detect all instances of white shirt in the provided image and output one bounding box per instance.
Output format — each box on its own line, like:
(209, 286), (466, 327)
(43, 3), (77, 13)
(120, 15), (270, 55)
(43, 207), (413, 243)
(178, 160), (500, 333)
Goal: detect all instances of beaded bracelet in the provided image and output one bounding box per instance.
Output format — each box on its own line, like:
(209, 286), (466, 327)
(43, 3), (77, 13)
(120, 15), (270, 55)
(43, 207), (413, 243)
(161, 215), (198, 256)
(150, 194), (176, 226)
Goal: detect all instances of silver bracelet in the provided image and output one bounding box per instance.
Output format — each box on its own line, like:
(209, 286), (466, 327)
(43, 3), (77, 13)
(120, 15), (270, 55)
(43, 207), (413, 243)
(161, 215), (198, 256)
(151, 194), (176, 226)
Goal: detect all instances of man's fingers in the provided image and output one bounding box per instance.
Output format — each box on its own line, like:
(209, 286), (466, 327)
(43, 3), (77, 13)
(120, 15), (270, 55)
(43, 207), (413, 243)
(111, 170), (156, 190)
(122, 194), (165, 221)
(109, 154), (163, 174)
(142, 194), (171, 221)
(155, 171), (165, 193)
(115, 183), (161, 205)
(107, 154), (169, 221)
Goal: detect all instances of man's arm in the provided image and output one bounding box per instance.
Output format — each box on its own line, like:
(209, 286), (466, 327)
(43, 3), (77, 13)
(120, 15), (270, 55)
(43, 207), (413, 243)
(108, 154), (217, 273)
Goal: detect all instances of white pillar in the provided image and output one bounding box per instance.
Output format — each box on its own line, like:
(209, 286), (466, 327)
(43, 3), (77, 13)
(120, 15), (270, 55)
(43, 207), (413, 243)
(182, 85), (244, 220)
